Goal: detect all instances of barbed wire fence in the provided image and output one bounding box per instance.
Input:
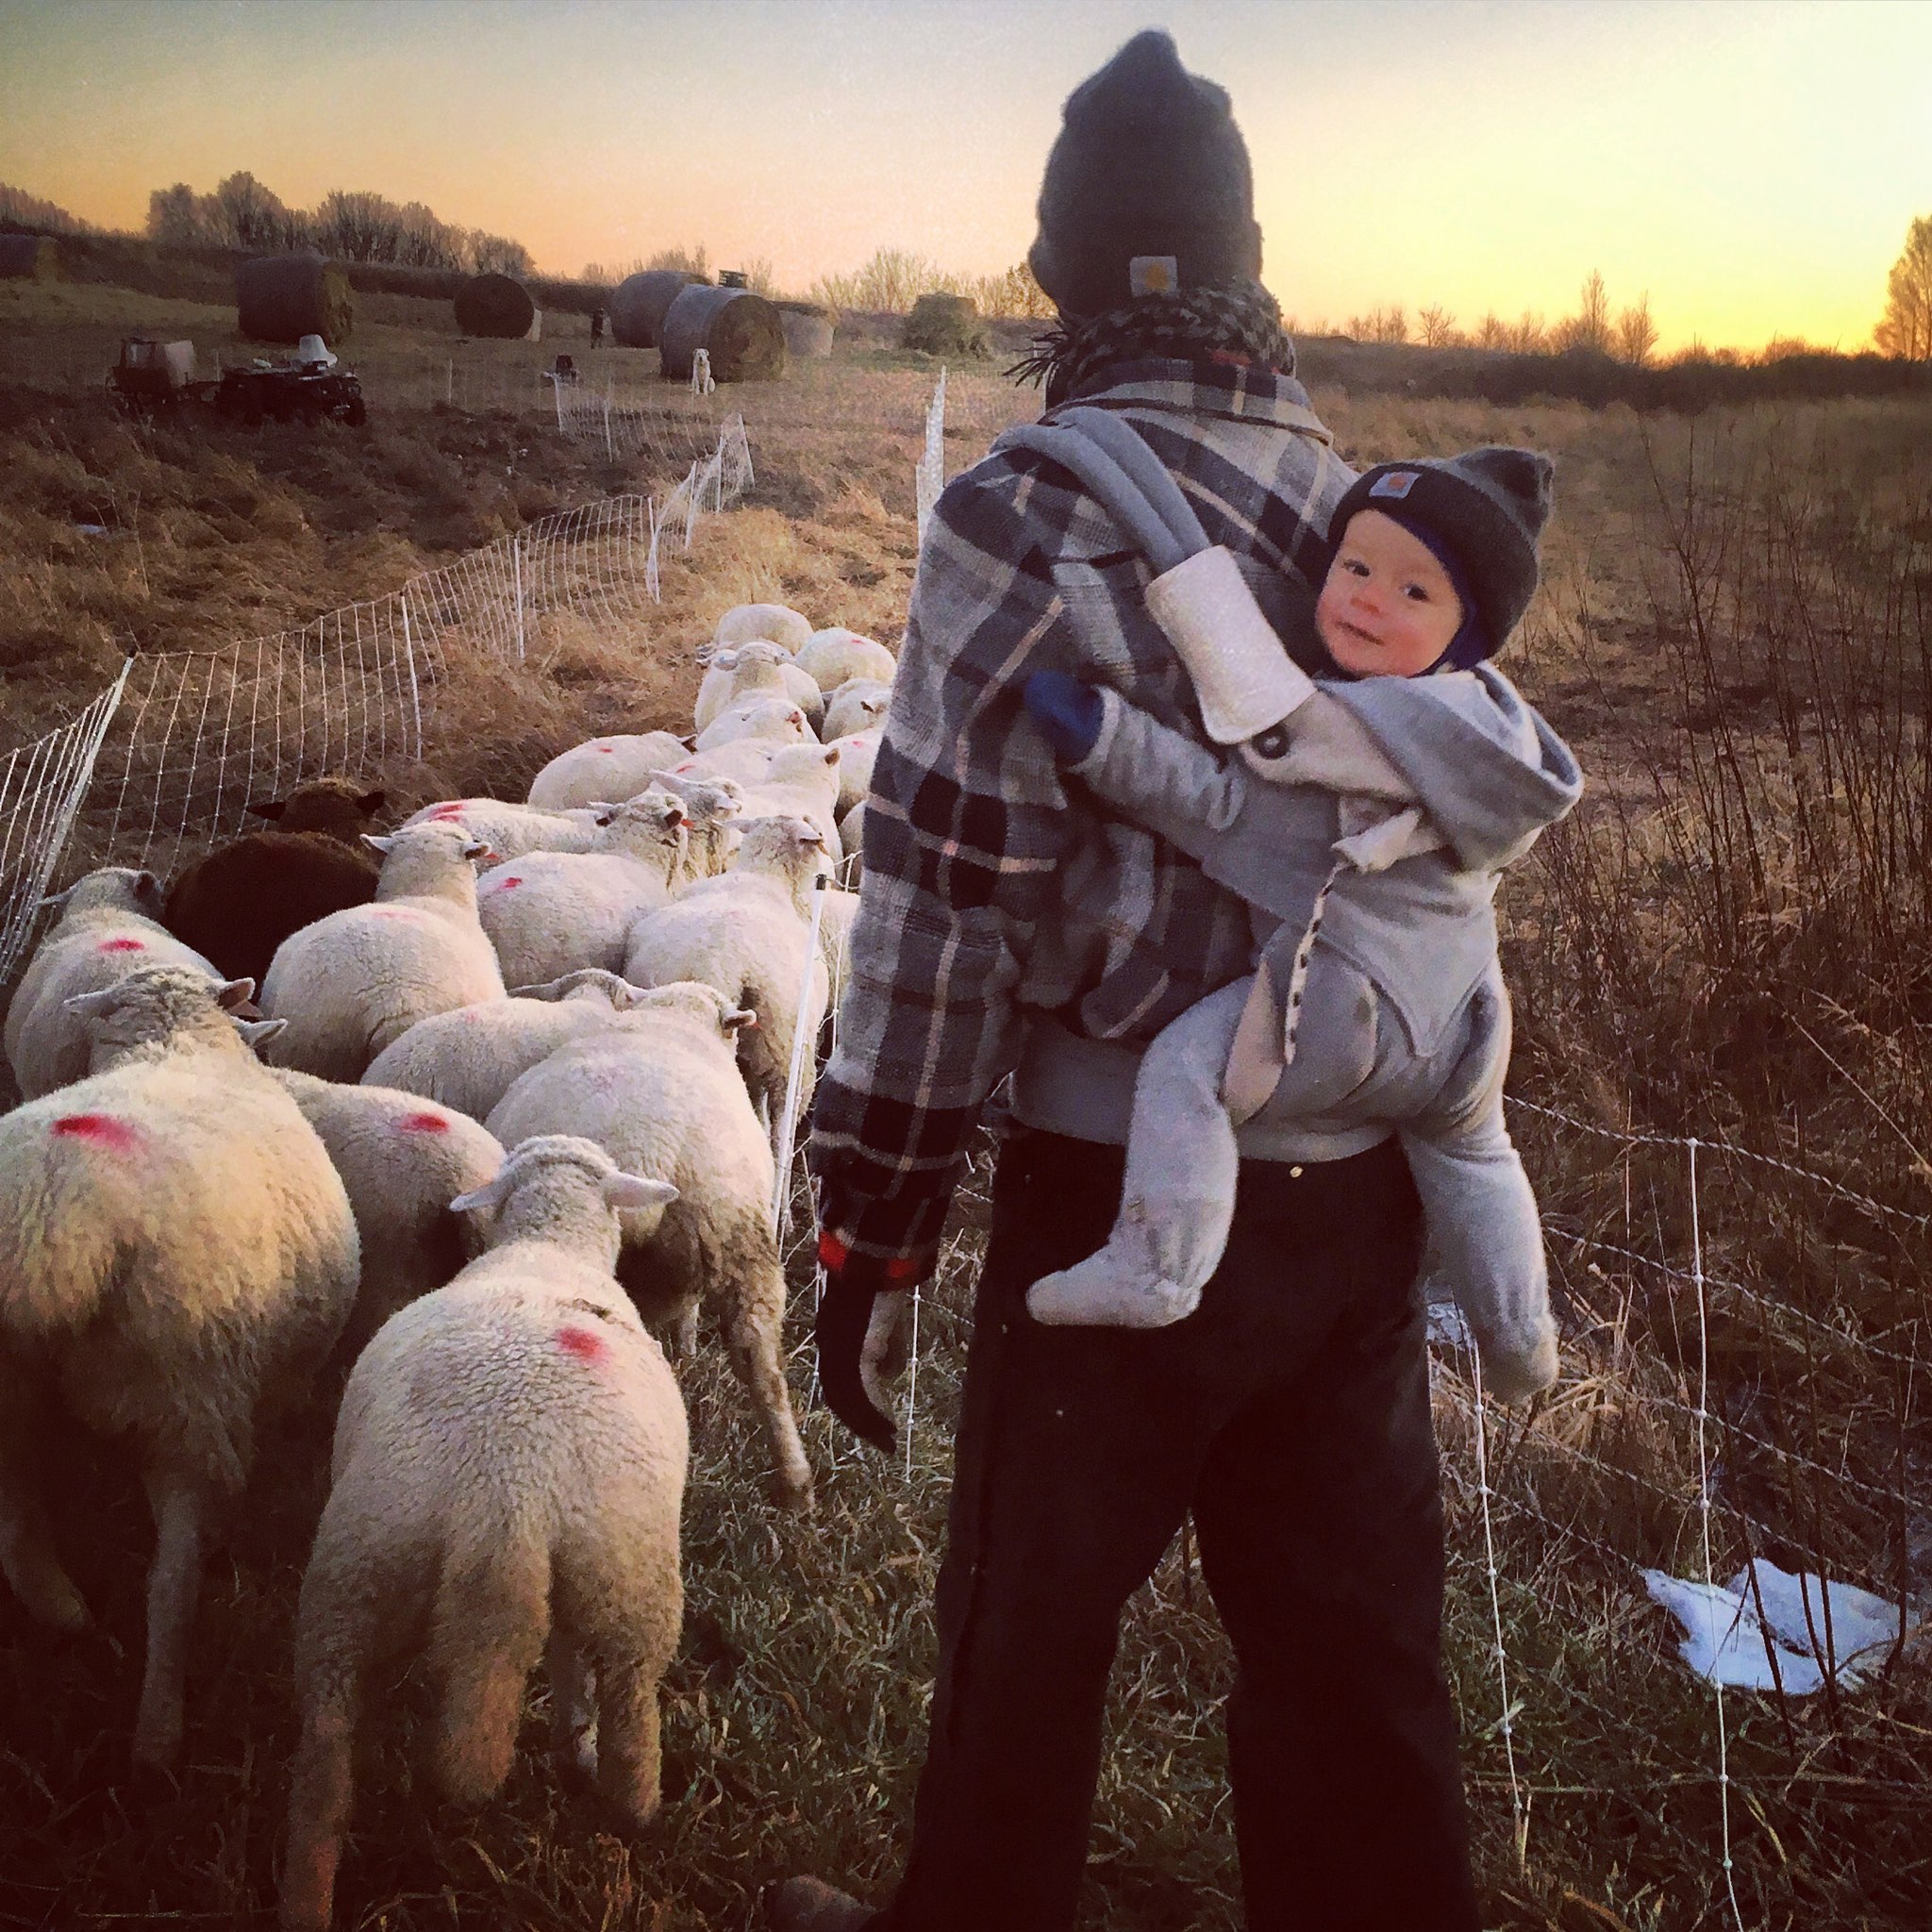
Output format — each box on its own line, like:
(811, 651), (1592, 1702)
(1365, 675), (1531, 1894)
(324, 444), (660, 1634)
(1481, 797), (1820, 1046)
(0, 415), (754, 983)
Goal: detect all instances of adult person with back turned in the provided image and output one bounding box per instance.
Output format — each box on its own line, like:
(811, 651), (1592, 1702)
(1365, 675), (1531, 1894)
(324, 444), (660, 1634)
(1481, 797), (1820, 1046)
(773, 29), (1485, 1932)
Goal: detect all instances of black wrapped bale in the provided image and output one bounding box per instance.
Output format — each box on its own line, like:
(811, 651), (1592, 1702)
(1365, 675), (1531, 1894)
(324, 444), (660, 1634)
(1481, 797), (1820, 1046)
(777, 299), (836, 359)
(236, 255), (354, 345)
(452, 272), (538, 340)
(659, 285), (786, 383)
(610, 269), (704, 348)
(901, 291), (989, 357)
(0, 235), (58, 281)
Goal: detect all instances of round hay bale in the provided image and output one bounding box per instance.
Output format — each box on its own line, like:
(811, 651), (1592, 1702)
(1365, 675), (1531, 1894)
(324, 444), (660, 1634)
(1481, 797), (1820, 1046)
(901, 291), (989, 358)
(777, 300), (836, 359)
(610, 269), (705, 348)
(0, 235), (58, 281)
(236, 255), (354, 345)
(452, 272), (538, 340)
(659, 285), (786, 384)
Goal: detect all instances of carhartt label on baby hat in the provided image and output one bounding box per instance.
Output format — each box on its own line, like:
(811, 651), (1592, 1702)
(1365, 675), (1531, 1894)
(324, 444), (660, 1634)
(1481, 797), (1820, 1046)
(1129, 256), (1178, 296)
(1370, 471), (1420, 499)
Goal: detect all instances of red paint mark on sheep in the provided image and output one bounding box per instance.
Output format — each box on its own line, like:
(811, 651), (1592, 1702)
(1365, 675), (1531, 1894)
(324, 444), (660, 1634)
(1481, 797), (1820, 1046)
(397, 1111), (450, 1134)
(493, 875), (523, 891)
(426, 803), (466, 821)
(51, 1113), (142, 1152)
(595, 744), (615, 753)
(555, 1324), (608, 1364)
(98, 937), (144, 953)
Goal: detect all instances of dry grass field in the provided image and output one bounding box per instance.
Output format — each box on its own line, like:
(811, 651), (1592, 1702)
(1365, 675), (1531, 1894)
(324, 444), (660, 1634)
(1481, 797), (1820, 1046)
(1, 275), (1928, 1931)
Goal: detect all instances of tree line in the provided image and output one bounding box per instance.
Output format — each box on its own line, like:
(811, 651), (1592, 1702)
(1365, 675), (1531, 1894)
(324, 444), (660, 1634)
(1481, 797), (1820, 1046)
(143, 172), (533, 276)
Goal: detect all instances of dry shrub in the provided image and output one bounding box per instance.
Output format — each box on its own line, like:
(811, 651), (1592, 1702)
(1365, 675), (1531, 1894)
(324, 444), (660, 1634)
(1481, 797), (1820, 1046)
(900, 291), (989, 358)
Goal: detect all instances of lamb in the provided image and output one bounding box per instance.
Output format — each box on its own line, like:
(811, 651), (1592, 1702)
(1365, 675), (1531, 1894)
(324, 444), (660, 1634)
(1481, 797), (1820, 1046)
(712, 601), (812, 652)
(824, 728), (881, 817)
(623, 817), (831, 1133)
(639, 770), (744, 876)
(525, 731), (691, 812)
(793, 626), (895, 693)
(399, 797), (614, 862)
(0, 965), (358, 1768)
(694, 641), (824, 736)
(822, 677), (893, 742)
(6, 866), (219, 1100)
(259, 822), (506, 1081)
(269, 1069), (506, 1353)
(692, 695), (814, 756)
(734, 741), (845, 860)
(361, 969), (649, 1124)
(280, 1136), (685, 1932)
(838, 797), (868, 878)
(475, 792), (688, 989)
(163, 778), (386, 986)
(486, 985), (812, 1509)
(668, 737), (783, 789)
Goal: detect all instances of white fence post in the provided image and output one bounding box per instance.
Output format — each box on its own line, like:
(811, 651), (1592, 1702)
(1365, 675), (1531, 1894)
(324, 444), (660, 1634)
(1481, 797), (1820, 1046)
(511, 535), (526, 661)
(915, 365), (947, 545)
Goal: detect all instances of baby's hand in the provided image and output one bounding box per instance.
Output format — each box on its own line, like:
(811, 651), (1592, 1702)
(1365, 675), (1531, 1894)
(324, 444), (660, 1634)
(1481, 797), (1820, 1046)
(1024, 671), (1106, 762)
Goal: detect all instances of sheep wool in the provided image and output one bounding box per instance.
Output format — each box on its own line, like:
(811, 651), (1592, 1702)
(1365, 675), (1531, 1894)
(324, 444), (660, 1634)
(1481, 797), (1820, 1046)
(0, 966), (358, 1769)
(280, 1136), (685, 1932)
(712, 601), (813, 653)
(692, 695), (814, 756)
(624, 817), (831, 1134)
(667, 737), (781, 789)
(270, 1069), (506, 1351)
(362, 970), (646, 1124)
(826, 729), (882, 818)
(260, 822), (506, 1081)
(525, 731), (691, 813)
(486, 984), (812, 1509)
(645, 771), (745, 877)
(399, 797), (615, 862)
(694, 641), (824, 736)
(793, 626), (896, 693)
(822, 678), (893, 742)
(476, 793), (689, 989)
(734, 742), (845, 860)
(6, 867), (220, 1100)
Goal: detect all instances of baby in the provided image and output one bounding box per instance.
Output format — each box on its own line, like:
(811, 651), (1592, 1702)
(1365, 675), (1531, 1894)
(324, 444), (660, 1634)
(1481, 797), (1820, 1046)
(1011, 423), (1581, 1402)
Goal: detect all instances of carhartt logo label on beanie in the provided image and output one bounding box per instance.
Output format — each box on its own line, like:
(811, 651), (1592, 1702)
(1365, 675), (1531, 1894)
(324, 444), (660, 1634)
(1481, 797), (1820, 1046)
(1369, 471), (1419, 500)
(1129, 256), (1178, 296)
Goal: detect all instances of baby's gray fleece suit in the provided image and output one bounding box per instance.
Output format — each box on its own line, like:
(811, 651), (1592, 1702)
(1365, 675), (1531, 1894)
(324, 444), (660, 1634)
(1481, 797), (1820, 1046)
(997, 408), (1584, 1399)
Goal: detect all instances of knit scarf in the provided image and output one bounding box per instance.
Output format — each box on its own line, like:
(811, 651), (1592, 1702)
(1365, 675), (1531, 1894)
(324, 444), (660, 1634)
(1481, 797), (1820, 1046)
(1011, 279), (1297, 408)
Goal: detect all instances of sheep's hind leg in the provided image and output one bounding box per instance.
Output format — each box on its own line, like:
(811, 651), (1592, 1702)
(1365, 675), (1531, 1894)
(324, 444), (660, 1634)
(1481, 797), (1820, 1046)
(282, 1651), (367, 1932)
(546, 1624), (598, 1785)
(719, 1249), (813, 1512)
(133, 1474), (205, 1769)
(427, 1534), (550, 1807)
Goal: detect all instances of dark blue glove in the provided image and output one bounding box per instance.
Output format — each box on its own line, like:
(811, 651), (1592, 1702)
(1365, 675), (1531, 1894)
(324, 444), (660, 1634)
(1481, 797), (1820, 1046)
(1024, 671), (1105, 763)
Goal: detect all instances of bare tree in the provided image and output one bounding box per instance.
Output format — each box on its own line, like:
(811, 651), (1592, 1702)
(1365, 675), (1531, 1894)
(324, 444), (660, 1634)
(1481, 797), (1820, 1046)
(1552, 269), (1613, 354)
(146, 184), (206, 246)
(1507, 310), (1548, 355)
(1474, 311), (1510, 351)
(1417, 304), (1461, 348)
(1614, 292), (1658, 366)
(213, 172), (298, 251)
(1874, 213), (1932, 359)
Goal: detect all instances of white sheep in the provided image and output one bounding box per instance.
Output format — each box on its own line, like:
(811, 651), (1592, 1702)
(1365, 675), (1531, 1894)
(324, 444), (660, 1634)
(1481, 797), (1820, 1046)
(280, 1136), (685, 1932)
(5, 867), (219, 1100)
(694, 641), (824, 736)
(712, 601), (812, 652)
(816, 884), (861, 1004)
(270, 1068), (506, 1351)
(838, 797), (868, 878)
(641, 770), (744, 876)
(794, 626), (895, 692)
(824, 728), (881, 818)
(822, 677), (893, 742)
(666, 738), (782, 789)
(260, 822), (506, 1081)
(734, 741), (845, 860)
(0, 965), (358, 1768)
(525, 731), (691, 812)
(692, 695), (814, 756)
(399, 798), (613, 862)
(624, 817), (831, 1134)
(486, 983), (812, 1510)
(475, 792), (687, 989)
(361, 970), (647, 1124)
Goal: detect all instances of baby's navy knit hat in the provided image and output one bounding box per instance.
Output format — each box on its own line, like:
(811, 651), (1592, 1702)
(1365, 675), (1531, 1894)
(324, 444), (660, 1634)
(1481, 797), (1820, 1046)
(1329, 447), (1556, 669)
(1029, 30), (1264, 320)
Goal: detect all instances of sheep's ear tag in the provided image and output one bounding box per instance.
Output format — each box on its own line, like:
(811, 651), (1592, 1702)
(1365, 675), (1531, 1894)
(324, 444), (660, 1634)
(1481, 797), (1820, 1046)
(1129, 256), (1177, 297)
(363, 834), (395, 854)
(605, 1174), (679, 1211)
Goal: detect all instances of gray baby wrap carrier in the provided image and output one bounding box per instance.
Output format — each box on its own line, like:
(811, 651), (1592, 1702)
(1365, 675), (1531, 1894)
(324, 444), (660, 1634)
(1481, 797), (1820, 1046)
(997, 406), (1507, 1122)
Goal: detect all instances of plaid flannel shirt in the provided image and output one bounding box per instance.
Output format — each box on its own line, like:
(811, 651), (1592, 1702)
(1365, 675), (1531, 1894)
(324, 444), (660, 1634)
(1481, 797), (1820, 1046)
(809, 357), (1353, 1272)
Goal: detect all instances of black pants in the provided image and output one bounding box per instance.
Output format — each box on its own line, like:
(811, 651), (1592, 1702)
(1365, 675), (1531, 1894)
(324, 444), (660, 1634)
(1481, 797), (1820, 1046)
(880, 1129), (1480, 1932)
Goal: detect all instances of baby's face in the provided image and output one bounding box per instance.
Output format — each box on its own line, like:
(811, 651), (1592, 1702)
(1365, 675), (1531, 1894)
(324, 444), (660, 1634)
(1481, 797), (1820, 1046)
(1315, 508), (1463, 677)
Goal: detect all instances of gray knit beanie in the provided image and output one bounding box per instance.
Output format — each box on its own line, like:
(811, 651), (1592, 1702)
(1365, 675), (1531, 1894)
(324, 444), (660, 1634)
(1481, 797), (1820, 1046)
(1028, 29), (1263, 321)
(1328, 447), (1556, 666)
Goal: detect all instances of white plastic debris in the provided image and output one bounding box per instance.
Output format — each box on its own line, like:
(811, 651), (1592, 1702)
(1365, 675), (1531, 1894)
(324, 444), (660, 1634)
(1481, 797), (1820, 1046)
(1641, 1559), (1919, 1693)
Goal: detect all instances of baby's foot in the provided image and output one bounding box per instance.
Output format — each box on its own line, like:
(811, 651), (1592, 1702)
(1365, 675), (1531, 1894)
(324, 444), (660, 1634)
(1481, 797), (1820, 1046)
(1026, 1247), (1201, 1328)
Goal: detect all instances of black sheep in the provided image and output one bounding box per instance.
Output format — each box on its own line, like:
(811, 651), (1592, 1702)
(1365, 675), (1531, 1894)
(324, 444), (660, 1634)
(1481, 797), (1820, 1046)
(164, 779), (388, 986)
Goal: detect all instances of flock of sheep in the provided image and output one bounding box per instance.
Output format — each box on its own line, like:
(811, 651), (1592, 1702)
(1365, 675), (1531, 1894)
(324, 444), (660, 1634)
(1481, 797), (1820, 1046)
(0, 602), (894, 1930)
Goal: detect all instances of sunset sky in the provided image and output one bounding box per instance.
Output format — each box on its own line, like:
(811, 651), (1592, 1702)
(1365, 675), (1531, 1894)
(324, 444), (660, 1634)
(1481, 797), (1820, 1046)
(2, 0), (1926, 352)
